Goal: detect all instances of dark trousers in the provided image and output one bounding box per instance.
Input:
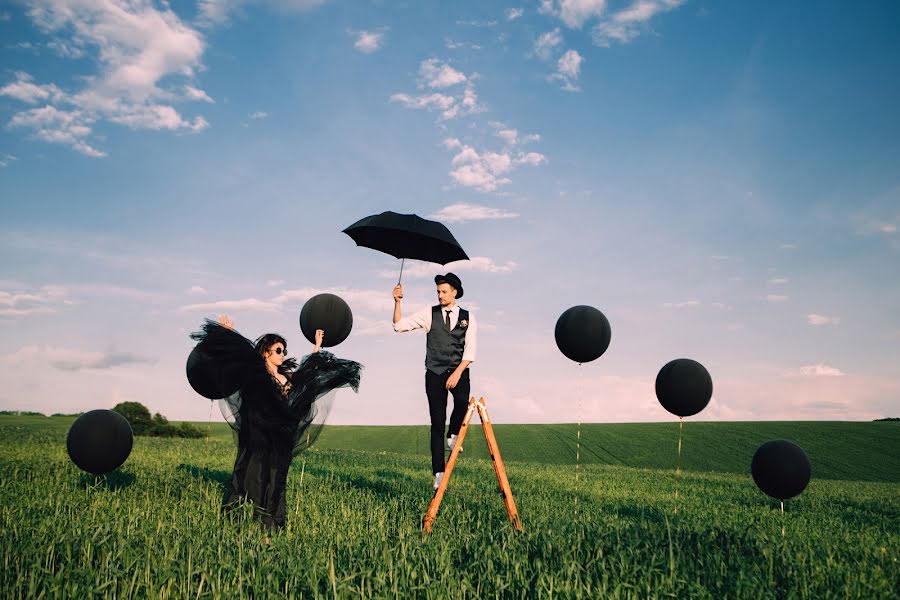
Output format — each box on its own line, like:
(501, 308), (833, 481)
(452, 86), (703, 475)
(425, 368), (470, 474)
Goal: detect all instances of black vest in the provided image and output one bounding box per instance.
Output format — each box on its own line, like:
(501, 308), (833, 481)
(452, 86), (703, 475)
(425, 305), (469, 374)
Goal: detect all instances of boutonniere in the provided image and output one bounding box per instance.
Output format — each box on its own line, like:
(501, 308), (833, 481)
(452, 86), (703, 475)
(459, 319), (468, 329)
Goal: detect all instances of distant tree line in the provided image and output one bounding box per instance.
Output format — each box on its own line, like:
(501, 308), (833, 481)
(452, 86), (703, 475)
(0, 410), (47, 416)
(874, 417), (899, 422)
(111, 402), (205, 438)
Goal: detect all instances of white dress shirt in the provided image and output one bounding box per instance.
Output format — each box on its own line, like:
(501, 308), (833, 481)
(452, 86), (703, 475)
(393, 304), (477, 363)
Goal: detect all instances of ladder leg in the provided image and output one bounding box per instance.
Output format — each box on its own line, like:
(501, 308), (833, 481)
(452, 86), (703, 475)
(422, 397), (477, 535)
(477, 398), (523, 532)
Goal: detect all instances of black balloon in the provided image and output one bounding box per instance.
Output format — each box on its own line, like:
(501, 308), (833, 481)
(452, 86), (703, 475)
(655, 358), (713, 417)
(299, 293), (353, 348)
(554, 305), (611, 364)
(751, 440), (811, 500)
(66, 409), (133, 475)
(186, 341), (242, 400)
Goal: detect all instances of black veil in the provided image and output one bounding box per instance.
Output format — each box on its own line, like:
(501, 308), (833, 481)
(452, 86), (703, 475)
(191, 320), (361, 456)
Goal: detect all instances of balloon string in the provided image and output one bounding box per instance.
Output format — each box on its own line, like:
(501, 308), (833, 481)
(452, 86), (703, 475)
(674, 417), (683, 515)
(575, 363), (583, 518)
(398, 258), (405, 285)
(206, 400), (214, 446)
(780, 500), (785, 537)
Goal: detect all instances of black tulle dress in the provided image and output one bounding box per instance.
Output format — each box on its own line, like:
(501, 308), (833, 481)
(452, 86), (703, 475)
(190, 321), (362, 529)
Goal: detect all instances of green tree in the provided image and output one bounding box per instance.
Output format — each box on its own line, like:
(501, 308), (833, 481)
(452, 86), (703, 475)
(112, 402), (152, 435)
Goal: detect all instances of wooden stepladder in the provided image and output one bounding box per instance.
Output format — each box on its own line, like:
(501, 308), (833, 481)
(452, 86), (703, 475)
(422, 396), (523, 535)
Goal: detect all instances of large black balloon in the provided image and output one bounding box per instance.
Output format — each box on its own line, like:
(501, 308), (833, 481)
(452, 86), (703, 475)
(751, 440), (811, 500)
(299, 293), (353, 348)
(655, 358), (713, 417)
(66, 409), (133, 475)
(186, 342), (242, 400)
(554, 305), (611, 364)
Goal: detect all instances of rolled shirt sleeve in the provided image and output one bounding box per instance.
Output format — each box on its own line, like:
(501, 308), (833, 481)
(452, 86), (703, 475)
(462, 310), (477, 363)
(393, 306), (432, 333)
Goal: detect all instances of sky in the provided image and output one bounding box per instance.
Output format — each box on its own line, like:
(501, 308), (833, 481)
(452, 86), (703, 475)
(1, 0), (899, 425)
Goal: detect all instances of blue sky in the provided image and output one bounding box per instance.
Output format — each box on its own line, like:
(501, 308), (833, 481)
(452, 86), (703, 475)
(1, 0), (898, 424)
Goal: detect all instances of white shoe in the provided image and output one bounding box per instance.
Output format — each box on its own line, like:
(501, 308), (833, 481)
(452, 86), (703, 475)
(433, 472), (444, 490)
(447, 434), (463, 453)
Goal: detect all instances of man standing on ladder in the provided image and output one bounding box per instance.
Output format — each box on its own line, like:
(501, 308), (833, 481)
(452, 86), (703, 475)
(392, 273), (478, 490)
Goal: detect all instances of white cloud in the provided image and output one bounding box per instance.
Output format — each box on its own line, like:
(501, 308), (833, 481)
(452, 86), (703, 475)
(767, 277), (789, 285)
(662, 300), (699, 308)
(184, 85), (214, 103)
(506, 8), (524, 20)
(456, 19), (498, 27)
(353, 30), (385, 53)
(806, 313), (840, 326)
(880, 224), (897, 234)
(765, 294), (788, 303)
(390, 92), (456, 112)
(0, 72), (65, 104)
(592, 0), (686, 47)
(550, 49), (583, 91)
(1, 345), (157, 371)
(540, 0), (608, 29)
(0, 154), (17, 168)
(420, 58), (468, 88)
(534, 28), (563, 59)
(3, 0), (213, 156)
(177, 298), (282, 313)
(378, 257), (518, 279)
(428, 203), (520, 223)
(793, 364), (846, 378)
(445, 143), (545, 192)
(198, 0), (331, 26)
(445, 39), (483, 50)
(187, 286), (208, 295)
(46, 38), (86, 58)
(250, 111), (269, 119)
(266, 279), (286, 287)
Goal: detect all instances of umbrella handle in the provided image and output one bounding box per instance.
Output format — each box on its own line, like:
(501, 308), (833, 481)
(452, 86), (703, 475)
(398, 258), (405, 285)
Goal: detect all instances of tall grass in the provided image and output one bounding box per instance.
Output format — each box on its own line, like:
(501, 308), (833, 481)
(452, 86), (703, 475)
(1, 419), (897, 598)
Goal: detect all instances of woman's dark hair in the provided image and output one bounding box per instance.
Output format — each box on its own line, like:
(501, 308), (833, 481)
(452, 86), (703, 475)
(254, 333), (296, 374)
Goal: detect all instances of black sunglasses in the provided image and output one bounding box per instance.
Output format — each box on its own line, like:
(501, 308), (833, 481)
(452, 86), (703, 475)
(273, 347), (287, 355)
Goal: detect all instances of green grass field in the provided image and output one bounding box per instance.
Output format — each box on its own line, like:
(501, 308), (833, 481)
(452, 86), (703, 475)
(1, 415), (898, 598)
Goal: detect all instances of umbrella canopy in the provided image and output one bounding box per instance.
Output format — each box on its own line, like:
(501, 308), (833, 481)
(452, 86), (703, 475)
(342, 211), (469, 265)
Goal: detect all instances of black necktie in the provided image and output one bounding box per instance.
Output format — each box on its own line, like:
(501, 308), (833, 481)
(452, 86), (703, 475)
(445, 310), (452, 331)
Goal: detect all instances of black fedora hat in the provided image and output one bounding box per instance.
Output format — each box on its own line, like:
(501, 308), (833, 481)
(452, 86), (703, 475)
(434, 272), (463, 299)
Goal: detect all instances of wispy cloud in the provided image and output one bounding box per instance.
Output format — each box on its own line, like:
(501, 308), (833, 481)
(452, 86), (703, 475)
(1, 345), (157, 371)
(390, 59), (483, 121)
(767, 277), (789, 285)
(250, 111), (269, 119)
(592, 0), (687, 47)
(456, 19), (498, 27)
(662, 300), (699, 308)
(506, 8), (525, 21)
(765, 294), (788, 303)
(539, 0), (608, 29)
(445, 39), (483, 50)
(187, 286), (208, 295)
(791, 364), (846, 378)
(3, 1), (212, 156)
(428, 203), (520, 223)
(806, 313), (840, 326)
(534, 28), (563, 60)
(198, 0), (331, 27)
(177, 298), (282, 313)
(352, 29), (386, 54)
(378, 257), (518, 280)
(550, 49), (583, 91)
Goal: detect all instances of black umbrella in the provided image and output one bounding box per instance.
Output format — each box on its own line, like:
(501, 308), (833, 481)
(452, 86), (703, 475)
(342, 211), (469, 282)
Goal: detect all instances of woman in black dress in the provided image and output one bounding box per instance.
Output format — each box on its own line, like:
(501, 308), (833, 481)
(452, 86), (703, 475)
(190, 314), (362, 531)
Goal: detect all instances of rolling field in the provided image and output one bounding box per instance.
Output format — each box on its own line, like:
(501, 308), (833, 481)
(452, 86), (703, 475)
(1, 416), (898, 598)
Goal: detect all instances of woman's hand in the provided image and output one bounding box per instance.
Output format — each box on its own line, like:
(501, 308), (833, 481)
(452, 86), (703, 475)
(218, 314), (234, 329)
(314, 329), (324, 353)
